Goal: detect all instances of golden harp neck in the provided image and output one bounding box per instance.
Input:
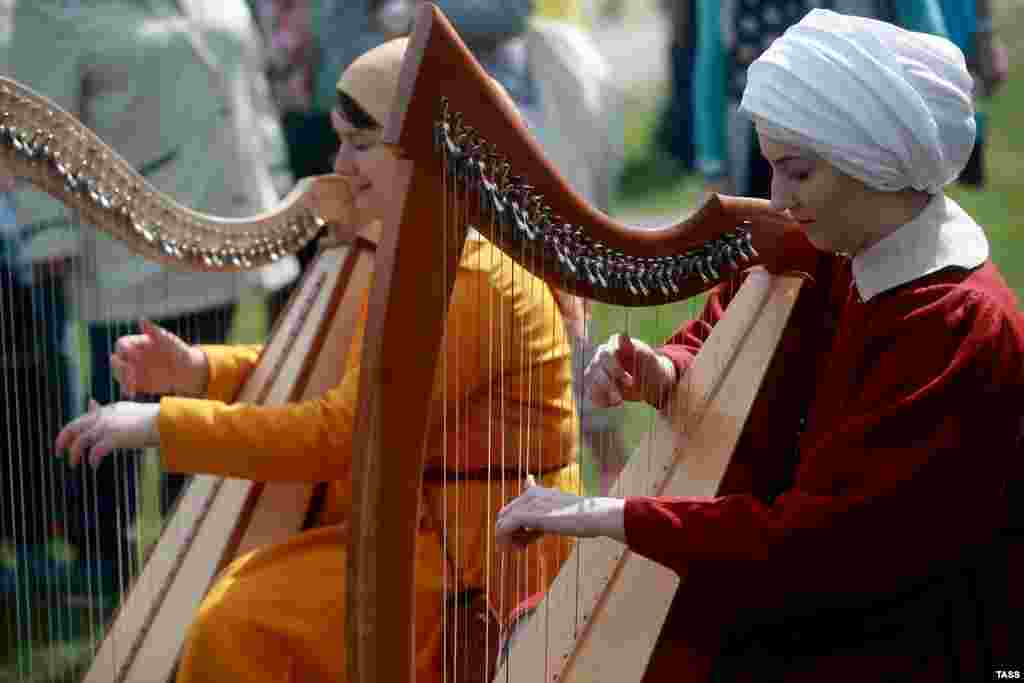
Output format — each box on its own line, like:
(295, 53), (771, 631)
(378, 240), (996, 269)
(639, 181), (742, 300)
(0, 77), (354, 269)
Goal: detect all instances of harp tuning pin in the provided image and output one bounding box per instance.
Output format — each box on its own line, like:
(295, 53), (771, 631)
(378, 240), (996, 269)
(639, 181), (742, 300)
(512, 203), (534, 241)
(134, 220), (155, 244)
(659, 275), (674, 298)
(590, 261), (609, 289)
(551, 241), (572, 274)
(486, 187), (504, 216)
(433, 121), (446, 153)
(625, 273), (640, 297)
(84, 177), (100, 203)
(742, 233), (759, 260)
(579, 259), (596, 288)
(696, 257), (716, 283)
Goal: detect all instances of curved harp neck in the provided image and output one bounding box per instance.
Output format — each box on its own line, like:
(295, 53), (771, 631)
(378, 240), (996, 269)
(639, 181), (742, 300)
(385, 4), (809, 306)
(0, 77), (356, 270)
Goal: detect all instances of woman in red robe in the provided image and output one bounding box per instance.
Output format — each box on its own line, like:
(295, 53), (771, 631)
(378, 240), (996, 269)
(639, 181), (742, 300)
(497, 9), (1023, 681)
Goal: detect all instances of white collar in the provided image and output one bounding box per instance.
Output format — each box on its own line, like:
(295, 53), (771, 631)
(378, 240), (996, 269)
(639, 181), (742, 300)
(851, 194), (989, 301)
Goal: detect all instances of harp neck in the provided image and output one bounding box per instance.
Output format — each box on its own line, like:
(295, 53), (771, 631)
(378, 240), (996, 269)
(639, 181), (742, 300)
(0, 77), (356, 269)
(383, 4), (815, 306)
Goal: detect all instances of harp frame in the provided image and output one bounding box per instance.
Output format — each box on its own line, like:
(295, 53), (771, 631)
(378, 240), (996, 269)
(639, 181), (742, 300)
(0, 76), (376, 681)
(345, 5), (823, 683)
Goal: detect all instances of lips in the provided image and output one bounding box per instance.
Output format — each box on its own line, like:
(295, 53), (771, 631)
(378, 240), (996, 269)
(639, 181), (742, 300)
(786, 211), (815, 225)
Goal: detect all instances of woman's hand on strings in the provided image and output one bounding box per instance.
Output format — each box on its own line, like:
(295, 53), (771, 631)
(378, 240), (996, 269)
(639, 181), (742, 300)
(496, 476), (626, 549)
(54, 399), (160, 469)
(584, 333), (677, 408)
(111, 319), (209, 398)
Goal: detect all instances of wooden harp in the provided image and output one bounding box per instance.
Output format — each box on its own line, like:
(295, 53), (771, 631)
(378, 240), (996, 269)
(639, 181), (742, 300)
(346, 4), (827, 683)
(0, 77), (376, 680)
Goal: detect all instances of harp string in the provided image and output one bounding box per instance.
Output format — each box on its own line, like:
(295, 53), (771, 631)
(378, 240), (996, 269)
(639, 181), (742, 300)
(436, 123), (575, 683)
(1, 235), (23, 674)
(2, 176), (252, 678)
(431, 112), (716, 683)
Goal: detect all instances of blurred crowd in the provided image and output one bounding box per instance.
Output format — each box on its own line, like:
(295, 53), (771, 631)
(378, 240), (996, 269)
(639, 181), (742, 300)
(0, 0), (1011, 633)
(658, 0), (1008, 197)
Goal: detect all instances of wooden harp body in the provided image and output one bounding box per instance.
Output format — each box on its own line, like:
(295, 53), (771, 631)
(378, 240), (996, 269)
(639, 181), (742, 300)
(0, 77), (376, 680)
(346, 5), (826, 683)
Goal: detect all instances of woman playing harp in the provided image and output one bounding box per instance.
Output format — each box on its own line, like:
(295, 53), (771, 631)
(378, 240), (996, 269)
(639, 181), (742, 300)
(497, 10), (1024, 680)
(57, 37), (582, 682)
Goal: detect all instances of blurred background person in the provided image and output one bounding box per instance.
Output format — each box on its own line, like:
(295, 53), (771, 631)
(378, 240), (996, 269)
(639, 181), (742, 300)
(693, 0), (949, 199)
(937, 0), (1009, 188)
(522, 1), (631, 489)
(248, 0), (382, 322)
(2, 0), (295, 605)
(655, 0), (697, 173)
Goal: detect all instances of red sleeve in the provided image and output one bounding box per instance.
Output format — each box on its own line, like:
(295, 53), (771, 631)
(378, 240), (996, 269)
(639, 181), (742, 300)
(624, 286), (1023, 618)
(657, 277), (744, 375)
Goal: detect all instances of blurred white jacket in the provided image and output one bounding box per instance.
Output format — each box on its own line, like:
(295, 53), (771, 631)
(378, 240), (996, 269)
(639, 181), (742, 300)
(527, 18), (624, 212)
(2, 0), (297, 322)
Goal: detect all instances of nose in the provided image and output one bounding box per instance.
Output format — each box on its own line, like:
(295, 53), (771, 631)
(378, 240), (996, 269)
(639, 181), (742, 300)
(333, 142), (357, 177)
(769, 173), (794, 212)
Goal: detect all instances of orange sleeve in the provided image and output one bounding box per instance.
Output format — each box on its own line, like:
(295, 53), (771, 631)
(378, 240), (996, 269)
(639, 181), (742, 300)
(158, 299), (369, 482)
(199, 344), (264, 402)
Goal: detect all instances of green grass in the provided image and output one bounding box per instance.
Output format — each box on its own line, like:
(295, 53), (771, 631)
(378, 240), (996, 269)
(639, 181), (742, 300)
(610, 82), (702, 219)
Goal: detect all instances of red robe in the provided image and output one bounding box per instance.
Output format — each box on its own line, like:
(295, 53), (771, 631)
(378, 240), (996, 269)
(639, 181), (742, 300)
(625, 255), (1024, 681)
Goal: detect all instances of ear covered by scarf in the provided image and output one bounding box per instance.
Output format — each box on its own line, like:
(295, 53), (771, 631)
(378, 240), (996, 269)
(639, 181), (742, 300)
(740, 9), (976, 194)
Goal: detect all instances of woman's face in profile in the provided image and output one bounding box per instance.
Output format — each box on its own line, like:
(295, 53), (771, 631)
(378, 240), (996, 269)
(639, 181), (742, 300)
(331, 108), (399, 222)
(758, 132), (869, 254)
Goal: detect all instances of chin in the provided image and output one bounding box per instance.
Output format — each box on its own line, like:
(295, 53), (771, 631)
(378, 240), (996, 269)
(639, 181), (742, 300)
(354, 195), (378, 221)
(801, 227), (833, 252)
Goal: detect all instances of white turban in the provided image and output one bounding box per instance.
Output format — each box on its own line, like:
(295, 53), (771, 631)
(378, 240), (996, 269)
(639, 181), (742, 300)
(739, 9), (976, 194)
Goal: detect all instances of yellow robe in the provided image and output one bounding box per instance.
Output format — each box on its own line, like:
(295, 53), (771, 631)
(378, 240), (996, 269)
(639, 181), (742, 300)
(159, 239), (580, 682)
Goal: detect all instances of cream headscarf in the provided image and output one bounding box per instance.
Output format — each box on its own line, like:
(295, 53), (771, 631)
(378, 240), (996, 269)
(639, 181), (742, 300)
(335, 37), (519, 127)
(739, 9), (976, 194)
(335, 37), (409, 126)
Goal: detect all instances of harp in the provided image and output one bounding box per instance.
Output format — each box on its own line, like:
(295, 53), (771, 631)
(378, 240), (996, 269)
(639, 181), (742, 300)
(347, 4), (828, 683)
(0, 77), (376, 680)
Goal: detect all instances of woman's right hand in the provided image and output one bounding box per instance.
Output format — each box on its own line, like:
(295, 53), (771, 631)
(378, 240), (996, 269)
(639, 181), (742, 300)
(584, 333), (677, 409)
(111, 319), (209, 398)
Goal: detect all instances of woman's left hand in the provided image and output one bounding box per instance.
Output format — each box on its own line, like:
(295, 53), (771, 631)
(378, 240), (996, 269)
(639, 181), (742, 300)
(55, 399), (160, 468)
(496, 479), (626, 548)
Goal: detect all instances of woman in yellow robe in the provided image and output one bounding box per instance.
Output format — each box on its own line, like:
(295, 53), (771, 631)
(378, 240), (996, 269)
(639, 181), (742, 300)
(56, 38), (580, 682)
